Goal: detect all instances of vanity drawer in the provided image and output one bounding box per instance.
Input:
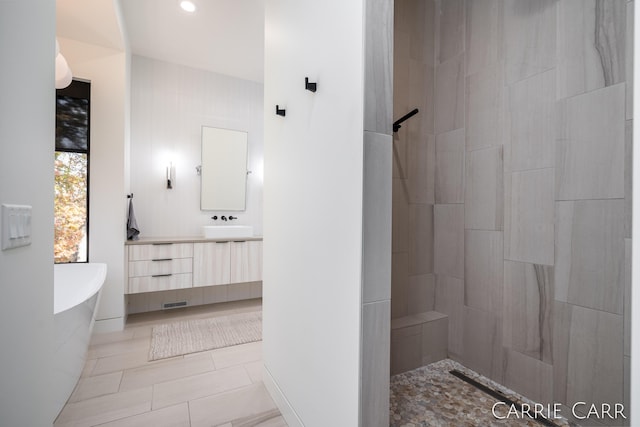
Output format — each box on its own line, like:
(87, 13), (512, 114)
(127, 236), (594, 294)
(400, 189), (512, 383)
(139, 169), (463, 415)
(128, 243), (193, 261)
(128, 258), (193, 278)
(128, 273), (193, 294)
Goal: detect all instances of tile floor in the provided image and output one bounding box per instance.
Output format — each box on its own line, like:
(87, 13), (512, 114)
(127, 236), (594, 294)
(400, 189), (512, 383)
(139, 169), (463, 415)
(54, 298), (287, 427)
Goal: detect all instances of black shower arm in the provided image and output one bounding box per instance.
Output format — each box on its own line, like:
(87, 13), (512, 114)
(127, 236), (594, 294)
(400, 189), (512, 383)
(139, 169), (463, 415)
(392, 108), (419, 133)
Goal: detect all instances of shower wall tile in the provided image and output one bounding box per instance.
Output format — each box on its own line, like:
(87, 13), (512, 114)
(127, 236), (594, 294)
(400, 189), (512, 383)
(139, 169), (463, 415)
(625, 120), (633, 238)
(556, 83), (625, 201)
(361, 300), (390, 427)
(503, 0), (556, 85)
(421, 316), (448, 365)
(505, 168), (554, 266)
(626, 2), (633, 120)
(435, 129), (465, 204)
(552, 301), (572, 404)
(407, 274), (435, 315)
(507, 69), (555, 172)
(624, 356), (631, 426)
(390, 324), (422, 375)
(624, 238), (631, 357)
(435, 54), (465, 134)
(465, 147), (503, 230)
(503, 349), (553, 405)
(434, 204), (464, 279)
(407, 135), (435, 204)
(466, 0), (503, 76)
(556, 0), (626, 100)
(437, 0), (465, 64)
(392, 178), (409, 253)
(465, 63), (505, 151)
(408, 60), (435, 137)
(565, 305), (623, 414)
(408, 204), (434, 275)
(392, 130), (408, 179)
(435, 275), (464, 359)
(555, 200), (624, 315)
(363, 131), (392, 303)
(394, 29), (411, 122)
(463, 306), (504, 383)
(464, 230), (503, 316)
(392, 252), (409, 319)
(396, 0), (435, 65)
(364, 0), (393, 134)
(503, 261), (553, 363)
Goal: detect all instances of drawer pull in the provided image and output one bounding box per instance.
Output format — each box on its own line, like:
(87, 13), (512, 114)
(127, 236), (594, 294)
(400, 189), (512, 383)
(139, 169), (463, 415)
(152, 258), (173, 262)
(152, 243), (173, 246)
(216, 241), (228, 244)
(233, 241), (246, 243)
(152, 273), (173, 278)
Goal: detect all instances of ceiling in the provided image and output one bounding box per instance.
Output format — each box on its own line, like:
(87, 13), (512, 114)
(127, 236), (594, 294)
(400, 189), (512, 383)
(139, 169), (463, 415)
(56, 0), (265, 83)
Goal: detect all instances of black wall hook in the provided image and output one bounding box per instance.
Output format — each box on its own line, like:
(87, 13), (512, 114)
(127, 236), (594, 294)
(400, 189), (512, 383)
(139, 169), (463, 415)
(276, 105), (286, 116)
(305, 77), (317, 93)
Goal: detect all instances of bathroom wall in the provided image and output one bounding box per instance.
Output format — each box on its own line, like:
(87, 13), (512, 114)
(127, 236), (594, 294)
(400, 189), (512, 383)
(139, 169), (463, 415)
(394, 0), (632, 422)
(0, 2), (56, 424)
(130, 56), (264, 237)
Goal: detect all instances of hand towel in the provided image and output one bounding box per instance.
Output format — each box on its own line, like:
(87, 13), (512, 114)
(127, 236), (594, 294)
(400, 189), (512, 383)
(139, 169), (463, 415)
(127, 198), (140, 240)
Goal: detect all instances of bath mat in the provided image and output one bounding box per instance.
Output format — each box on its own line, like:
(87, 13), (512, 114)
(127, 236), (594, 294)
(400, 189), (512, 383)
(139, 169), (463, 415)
(149, 311), (262, 361)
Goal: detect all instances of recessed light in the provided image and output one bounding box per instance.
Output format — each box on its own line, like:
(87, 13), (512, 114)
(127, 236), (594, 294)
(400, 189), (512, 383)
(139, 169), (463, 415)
(180, 1), (196, 13)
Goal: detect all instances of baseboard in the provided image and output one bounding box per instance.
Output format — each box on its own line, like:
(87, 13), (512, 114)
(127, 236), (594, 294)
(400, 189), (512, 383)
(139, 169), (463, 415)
(93, 316), (125, 333)
(263, 365), (304, 427)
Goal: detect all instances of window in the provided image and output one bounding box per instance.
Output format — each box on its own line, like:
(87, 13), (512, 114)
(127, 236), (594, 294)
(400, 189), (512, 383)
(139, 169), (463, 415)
(55, 80), (90, 263)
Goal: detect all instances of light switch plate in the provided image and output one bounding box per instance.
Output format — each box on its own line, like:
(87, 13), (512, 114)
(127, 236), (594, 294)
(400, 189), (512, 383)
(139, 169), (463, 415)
(2, 204), (32, 250)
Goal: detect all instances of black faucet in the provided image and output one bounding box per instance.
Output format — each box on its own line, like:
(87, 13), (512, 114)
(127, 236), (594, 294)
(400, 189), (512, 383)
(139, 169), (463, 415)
(221, 216), (227, 221)
(228, 216), (237, 220)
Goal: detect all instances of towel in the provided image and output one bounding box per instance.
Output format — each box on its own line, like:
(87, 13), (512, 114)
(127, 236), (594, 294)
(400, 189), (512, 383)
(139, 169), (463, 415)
(127, 198), (140, 240)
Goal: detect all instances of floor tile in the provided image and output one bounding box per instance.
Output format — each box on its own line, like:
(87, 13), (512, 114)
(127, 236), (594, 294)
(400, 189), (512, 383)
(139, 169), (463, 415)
(211, 341), (262, 370)
(94, 403), (190, 427)
(68, 371), (123, 403)
(119, 352), (215, 391)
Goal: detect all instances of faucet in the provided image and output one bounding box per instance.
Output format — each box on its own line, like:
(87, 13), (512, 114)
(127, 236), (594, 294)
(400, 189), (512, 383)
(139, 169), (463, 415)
(229, 216), (237, 221)
(221, 216), (227, 221)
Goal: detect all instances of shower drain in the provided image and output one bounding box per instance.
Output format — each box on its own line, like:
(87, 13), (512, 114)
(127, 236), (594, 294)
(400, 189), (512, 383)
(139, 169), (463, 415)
(449, 369), (562, 427)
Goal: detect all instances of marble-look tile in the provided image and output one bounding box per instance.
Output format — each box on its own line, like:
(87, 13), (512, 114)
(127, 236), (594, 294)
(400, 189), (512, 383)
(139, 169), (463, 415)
(624, 238), (631, 356)
(464, 230), (503, 316)
(408, 204), (433, 275)
(626, 2), (633, 121)
(562, 305), (623, 414)
(434, 275), (464, 359)
(503, 349), (553, 406)
(507, 69), (555, 172)
(462, 306), (503, 383)
(434, 204), (464, 279)
(435, 54), (465, 134)
(435, 129), (465, 204)
(392, 252), (409, 319)
(361, 300), (390, 427)
(364, 0), (393, 134)
(392, 129), (408, 179)
(624, 356), (631, 426)
(96, 403), (190, 427)
(556, 83), (625, 200)
(392, 178), (409, 253)
(391, 324), (422, 375)
(421, 316), (448, 365)
(465, 63), (505, 151)
(503, 261), (553, 363)
(555, 200), (624, 314)
(395, 0), (435, 65)
(625, 120), (632, 238)
(504, 0), (556, 85)
(407, 135), (435, 204)
(394, 28), (411, 126)
(552, 301), (572, 404)
(189, 383), (277, 427)
(438, 0), (464, 63)
(505, 168), (554, 266)
(408, 61), (435, 137)
(466, 0), (503, 76)
(407, 274), (435, 315)
(363, 131), (392, 303)
(465, 147), (503, 230)
(557, 0), (626, 99)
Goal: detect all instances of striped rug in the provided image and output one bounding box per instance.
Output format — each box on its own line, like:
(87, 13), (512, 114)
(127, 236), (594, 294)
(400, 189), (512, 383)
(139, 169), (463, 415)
(149, 311), (262, 361)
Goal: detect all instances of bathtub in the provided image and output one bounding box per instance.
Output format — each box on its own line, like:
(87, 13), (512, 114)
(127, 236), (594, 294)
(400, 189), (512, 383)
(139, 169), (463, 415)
(53, 263), (107, 418)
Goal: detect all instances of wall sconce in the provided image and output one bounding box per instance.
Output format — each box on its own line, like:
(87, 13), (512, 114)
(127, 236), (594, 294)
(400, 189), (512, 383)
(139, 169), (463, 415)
(166, 162), (173, 189)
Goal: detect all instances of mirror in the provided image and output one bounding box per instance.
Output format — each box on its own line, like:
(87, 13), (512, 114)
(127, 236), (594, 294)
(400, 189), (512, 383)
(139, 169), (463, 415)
(201, 126), (248, 211)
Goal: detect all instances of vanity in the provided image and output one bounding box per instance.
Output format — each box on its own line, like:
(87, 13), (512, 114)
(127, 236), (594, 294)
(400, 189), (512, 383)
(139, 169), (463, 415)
(124, 236), (263, 313)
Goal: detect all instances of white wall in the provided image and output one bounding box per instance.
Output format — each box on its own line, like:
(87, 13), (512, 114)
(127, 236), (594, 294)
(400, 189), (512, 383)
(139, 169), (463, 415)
(0, 2), (56, 425)
(262, 0), (365, 425)
(61, 37), (129, 332)
(130, 56), (264, 237)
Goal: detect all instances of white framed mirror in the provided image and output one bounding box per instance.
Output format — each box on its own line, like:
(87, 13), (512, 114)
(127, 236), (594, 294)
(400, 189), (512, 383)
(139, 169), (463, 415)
(201, 126), (248, 211)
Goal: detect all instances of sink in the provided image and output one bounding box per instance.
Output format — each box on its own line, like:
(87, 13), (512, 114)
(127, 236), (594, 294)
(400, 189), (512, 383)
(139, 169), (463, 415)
(202, 225), (254, 239)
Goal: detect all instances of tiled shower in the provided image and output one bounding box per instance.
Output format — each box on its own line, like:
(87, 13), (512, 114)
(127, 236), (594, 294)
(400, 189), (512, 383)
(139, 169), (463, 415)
(391, 0), (632, 423)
